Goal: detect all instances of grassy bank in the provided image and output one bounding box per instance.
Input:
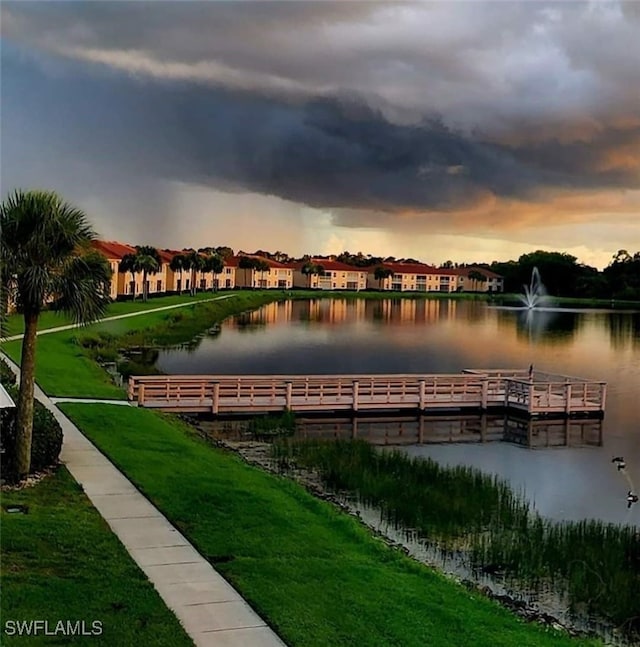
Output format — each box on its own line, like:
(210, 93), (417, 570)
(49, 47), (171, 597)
(2, 291), (220, 337)
(59, 402), (600, 647)
(273, 439), (639, 632)
(1, 292), (283, 398)
(0, 468), (192, 646)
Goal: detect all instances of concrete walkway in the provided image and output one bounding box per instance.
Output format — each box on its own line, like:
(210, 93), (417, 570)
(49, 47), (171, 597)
(1, 355), (287, 647)
(1, 293), (235, 342)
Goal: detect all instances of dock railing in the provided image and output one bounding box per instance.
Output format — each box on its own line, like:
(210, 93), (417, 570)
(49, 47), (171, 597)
(128, 370), (606, 417)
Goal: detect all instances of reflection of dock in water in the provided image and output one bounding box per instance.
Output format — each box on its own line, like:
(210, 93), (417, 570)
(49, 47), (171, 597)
(295, 414), (604, 449)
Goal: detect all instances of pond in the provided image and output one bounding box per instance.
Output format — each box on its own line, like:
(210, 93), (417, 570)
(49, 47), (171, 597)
(156, 298), (640, 526)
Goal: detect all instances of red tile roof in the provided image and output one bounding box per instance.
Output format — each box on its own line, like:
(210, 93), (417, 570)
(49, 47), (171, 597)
(291, 259), (367, 272)
(377, 262), (440, 275)
(226, 255), (292, 269)
(91, 240), (136, 260)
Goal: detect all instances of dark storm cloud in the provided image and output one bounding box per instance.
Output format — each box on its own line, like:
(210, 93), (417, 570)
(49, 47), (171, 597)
(2, 45), (636, 225)
(1, 0), (639, 242)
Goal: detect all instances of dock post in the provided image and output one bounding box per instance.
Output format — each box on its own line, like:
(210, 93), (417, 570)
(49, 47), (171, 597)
(138, 383), (145, 406)
(600, 383), (607, 413)
(565, 383), (572, 414)
(211, 382), (220, 415)
(352, 380), (359, 412)
(285, 381), (293, 410)
(419, 379), (425, 410)
(481, 380), (488, 410)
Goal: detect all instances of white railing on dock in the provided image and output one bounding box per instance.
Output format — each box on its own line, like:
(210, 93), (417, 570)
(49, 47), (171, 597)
(128, 370), (606, 417)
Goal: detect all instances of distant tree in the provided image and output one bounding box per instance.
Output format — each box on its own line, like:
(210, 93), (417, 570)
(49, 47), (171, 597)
(467, 270), (487, 292)
(1, 189), (111, 477)
(203, 253), (224, 290)
(254, 259), (271, 288)
(119, 254), (138, 300)
(374, 266), (394, 289)
(238, 256), (258, 287)
(440, 260), (454, 269)
(301, 261), (325, 288)
(170, 253), (188, 294)
(120, 246), (161, 302)
(184, 250), (205, 295)
(603, 250), (640, 300)
(215, 246), (234, 260)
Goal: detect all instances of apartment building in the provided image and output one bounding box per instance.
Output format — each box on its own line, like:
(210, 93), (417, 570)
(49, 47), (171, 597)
(228, 255), (293, 289)
(366, 262), (454, 292)
(292, 260), (367, 290)
(454, 267), (504, 293)
(366, 262), (504, 293)
(91, 240), (136, 299)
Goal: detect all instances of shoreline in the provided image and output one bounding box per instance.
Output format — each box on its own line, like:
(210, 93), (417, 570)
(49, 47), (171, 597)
(203, 433), (626, 646)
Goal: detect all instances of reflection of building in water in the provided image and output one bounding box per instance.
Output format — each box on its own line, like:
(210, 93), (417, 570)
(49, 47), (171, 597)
(301, 299), (366, 324)
(367, 298), (458, 323)
(296, 414), (603, 449)
(233, 300), (293, 326)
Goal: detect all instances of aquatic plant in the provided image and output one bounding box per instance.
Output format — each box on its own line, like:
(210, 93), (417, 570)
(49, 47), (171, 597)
(273, 438), (640, 632)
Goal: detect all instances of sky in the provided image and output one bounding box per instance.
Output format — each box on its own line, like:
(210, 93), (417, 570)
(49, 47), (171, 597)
(1, 1), (639, 269)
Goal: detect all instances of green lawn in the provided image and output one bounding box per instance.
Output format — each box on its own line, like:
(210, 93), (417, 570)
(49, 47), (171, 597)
(0, 292), (279, 399)
(59, 403), (600, 647)
(2, 291), (223, 337)
(0, 468), (193, 646)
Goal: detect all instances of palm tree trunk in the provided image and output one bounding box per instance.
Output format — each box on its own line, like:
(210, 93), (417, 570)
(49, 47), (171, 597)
(15, 311), (38, 478)
(131, 271), (136, 300)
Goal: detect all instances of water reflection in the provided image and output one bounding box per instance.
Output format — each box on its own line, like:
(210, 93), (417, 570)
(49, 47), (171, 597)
(295, 414), (604, 449)
(157, 297), (640, 525)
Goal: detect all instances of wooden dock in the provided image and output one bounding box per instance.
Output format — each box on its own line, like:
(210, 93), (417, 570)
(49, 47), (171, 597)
(128, 369), (606, 417)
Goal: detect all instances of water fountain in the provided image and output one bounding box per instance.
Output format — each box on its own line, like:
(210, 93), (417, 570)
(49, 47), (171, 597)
(518, 267), (548, 309)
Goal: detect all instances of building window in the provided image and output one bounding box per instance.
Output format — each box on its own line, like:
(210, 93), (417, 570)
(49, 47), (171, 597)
(278, 280), (287, 288)
(156, 280), (162, 292)
(185, 279), (190, 290)
(346, 281), (358, 290)
(259, 279), (268, 288)
(176, 279), (182, 292)
(391, 282), (402, 291)
(225, 279), (231, 288)
(200, 279), (207, 289)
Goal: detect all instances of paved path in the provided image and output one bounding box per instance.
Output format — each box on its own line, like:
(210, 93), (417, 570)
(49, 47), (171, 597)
(1, 321), (287, 647)
(1, 293), (235, 342)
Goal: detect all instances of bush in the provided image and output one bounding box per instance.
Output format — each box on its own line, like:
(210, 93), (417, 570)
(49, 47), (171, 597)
(0, 357), (17, 388)
(0, 386), (63, 484)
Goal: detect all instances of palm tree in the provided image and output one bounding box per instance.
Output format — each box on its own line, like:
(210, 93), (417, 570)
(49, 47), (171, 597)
(134, 246), (161, 301)
(119, 246), (161, 301)
(301, 261), (325, 288)
(185, 250), (204, 295)
(468, 270), (487, 292)
(1, 189), (111, 478)
(238, 255), (257, 288)
(374, 266), (393, 290)
(254, 259), (271, 288)
(169, 253), (187, 294)
(203, 254), (224, 291)
(119, 253), (138, 300)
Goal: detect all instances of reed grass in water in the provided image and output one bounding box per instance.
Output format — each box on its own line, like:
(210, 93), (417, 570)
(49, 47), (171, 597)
(273, 438), (640, 632)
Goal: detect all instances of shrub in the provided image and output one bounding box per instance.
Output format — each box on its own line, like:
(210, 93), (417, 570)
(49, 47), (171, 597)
(0, 386), (63, 484)
(0, 357), (17, 388)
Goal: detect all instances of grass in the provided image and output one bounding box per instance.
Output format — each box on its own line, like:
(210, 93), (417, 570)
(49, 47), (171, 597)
(59, 402), (601, 647)
(0, 291), (283, 398)
(0, 468), (192, 646)
(2, 291), (220, 337)
(273, 439), (640, 632)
